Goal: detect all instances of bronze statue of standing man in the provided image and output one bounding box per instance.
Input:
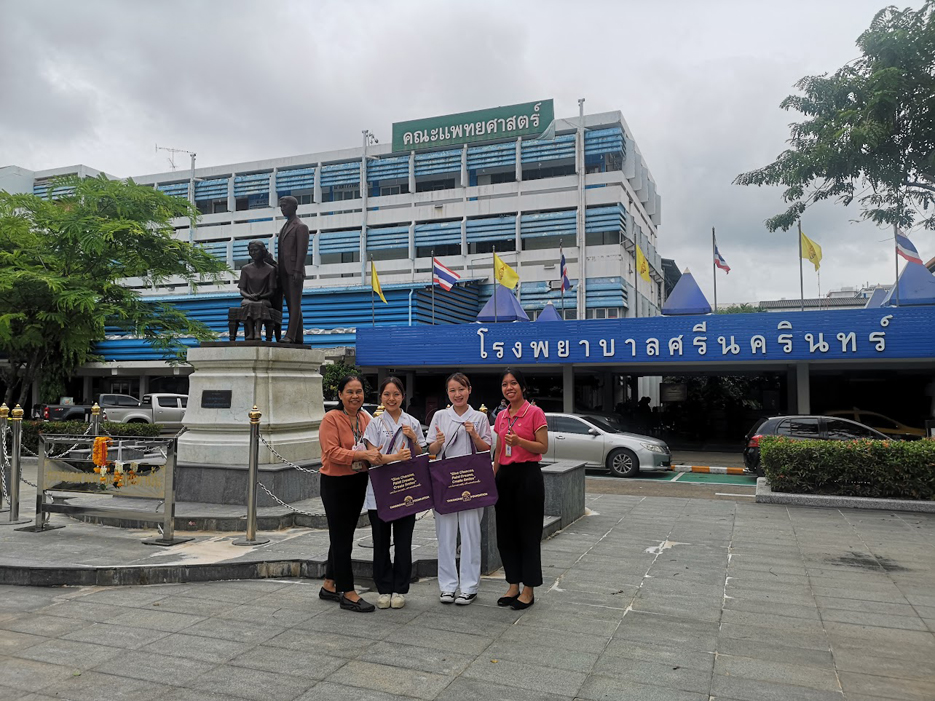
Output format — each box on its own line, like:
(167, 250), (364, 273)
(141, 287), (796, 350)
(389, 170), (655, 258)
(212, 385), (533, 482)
(277, 196), (310, 343)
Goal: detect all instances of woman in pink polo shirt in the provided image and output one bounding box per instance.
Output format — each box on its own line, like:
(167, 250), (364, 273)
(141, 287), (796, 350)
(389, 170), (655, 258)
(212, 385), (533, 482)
(493, 367), (549, 610)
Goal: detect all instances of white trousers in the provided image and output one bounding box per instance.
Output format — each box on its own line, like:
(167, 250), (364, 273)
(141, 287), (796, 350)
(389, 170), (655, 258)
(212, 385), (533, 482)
(435, 507), (482, 595)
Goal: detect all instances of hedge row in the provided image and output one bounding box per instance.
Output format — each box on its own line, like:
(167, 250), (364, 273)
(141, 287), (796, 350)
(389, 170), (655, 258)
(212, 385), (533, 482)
(760, 436), (935, 500)
(19, 421), (163, 454)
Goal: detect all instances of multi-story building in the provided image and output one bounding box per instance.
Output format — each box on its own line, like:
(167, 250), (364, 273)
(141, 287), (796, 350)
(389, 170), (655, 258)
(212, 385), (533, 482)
(0, 100), (664, 401)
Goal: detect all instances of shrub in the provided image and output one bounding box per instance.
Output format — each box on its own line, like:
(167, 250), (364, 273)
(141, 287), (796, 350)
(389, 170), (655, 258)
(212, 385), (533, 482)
(20, 421), (163, 454)
(761, 436), (935, 500)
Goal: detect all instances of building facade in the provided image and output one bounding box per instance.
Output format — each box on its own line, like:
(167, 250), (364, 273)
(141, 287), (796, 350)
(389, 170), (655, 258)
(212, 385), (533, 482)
(0, 101), (664, 401)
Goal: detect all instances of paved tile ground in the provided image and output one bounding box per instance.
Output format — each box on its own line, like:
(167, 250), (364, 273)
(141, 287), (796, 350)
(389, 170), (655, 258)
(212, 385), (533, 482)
(1, 493), (934, 700)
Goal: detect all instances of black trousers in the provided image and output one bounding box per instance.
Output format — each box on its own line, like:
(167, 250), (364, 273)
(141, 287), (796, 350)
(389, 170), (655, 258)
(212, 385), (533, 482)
(495, 461), (544, 587)
(320, 472), (368, 592)
(368, 511), (415, 595)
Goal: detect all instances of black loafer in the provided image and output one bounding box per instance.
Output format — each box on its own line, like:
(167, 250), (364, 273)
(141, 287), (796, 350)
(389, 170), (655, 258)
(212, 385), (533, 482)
(497, 595), (519, 607)
(319, 586), (341, 603)
(510, 596), (535, 610)
(340, 594), (375, 613)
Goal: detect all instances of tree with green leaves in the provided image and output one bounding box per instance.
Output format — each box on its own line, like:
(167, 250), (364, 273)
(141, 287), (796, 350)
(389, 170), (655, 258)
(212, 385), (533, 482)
(735, 2), (935, 232)
(0, 175), (229, 405)
(718, 303), (765, 314)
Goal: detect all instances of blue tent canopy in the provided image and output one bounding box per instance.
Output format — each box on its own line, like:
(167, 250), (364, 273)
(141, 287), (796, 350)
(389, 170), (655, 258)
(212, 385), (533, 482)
(536, 303), (564, 322)
(476, 285), (530, 322)
(881, 262), (935, 306)
(864, 287), (888, 309)
(661, 269), (712, 315)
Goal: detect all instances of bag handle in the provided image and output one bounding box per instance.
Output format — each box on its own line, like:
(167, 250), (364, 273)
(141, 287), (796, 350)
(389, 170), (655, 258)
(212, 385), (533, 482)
(436, 421), (478, 460)
(387, 425), (417, 457)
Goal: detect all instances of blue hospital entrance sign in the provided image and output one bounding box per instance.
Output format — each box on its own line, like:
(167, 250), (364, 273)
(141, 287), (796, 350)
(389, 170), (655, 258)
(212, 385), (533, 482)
(356, 308), (935, 367)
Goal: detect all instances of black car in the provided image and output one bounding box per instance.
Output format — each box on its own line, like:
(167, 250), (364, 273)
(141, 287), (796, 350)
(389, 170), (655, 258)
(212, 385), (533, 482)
(743, 415), (888, 475)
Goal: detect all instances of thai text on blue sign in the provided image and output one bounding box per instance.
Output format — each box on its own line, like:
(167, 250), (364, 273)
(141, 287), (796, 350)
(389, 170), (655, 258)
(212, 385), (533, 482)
(356, 309), (935, 367)
(392, 100), (555, 152)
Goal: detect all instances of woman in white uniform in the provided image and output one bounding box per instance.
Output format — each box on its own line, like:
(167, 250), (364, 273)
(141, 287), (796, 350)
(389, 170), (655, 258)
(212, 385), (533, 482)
(427, 373), (492, 605)
(362, 376), (425, 610)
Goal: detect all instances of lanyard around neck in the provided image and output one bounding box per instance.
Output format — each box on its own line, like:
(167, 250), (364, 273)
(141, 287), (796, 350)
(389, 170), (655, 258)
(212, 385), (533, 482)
(343, 409), (362, 444)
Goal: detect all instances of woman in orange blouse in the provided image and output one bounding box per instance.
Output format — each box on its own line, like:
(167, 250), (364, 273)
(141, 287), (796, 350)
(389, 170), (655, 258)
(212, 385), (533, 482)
(318, 374), (381, 613)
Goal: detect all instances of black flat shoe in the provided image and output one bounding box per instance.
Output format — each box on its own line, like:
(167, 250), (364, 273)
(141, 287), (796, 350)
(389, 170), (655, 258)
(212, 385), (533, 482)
(497, 595), (519, 607)
(319, 586), (341, 603)
(340, 594), (375, 613)
(510, 596), (535, 610)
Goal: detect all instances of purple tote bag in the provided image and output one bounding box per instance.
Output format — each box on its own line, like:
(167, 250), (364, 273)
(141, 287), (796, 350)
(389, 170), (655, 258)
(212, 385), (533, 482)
(429, 437), (498, 515)
(368, 427), (434, 522)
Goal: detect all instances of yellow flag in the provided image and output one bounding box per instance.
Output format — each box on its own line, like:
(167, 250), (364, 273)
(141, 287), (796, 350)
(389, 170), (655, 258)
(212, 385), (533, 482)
(636, 245), (651, 283)
(494, 252), (519, 290)
(800, 231), (822, 271)
(371, 260), (387, 304)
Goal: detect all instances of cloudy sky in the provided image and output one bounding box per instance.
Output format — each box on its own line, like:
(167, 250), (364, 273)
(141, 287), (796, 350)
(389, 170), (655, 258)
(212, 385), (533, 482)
(1, 0), (925, 304)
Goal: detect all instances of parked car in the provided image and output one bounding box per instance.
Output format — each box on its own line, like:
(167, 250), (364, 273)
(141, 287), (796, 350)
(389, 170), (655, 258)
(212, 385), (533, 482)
(39, 393), (188, 429)
(743, 415), (889, 475)
(543, 412), (671, 477)
(825, 409), (925, 440)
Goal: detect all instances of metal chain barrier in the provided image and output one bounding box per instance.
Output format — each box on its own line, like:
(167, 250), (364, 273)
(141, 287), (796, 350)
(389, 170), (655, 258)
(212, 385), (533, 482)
(1, 424), (9, 507)
(255, 481), (322, 517)
(258, 434), (320, 474)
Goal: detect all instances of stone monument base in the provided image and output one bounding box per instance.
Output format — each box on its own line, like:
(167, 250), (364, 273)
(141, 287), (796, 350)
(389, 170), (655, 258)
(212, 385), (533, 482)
(177, 344), (324, 505)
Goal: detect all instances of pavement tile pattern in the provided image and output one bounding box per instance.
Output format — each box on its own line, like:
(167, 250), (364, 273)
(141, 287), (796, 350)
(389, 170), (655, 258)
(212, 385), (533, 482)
(1, 494), (933, 700)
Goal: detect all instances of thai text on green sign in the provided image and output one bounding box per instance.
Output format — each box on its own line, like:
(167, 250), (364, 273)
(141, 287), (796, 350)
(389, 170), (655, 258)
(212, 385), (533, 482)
(392, 100), (554, 152)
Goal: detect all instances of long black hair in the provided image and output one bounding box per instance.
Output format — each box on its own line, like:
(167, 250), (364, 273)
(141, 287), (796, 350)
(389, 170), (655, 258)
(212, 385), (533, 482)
(335, 374), (364, 410)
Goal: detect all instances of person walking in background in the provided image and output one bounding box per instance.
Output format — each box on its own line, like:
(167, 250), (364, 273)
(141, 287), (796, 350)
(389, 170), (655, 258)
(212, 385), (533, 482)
(427, 373), (492, 605)
(362, 377), (425, 610)
(318, 375), (381, 613)
(493, 368), (548, 611)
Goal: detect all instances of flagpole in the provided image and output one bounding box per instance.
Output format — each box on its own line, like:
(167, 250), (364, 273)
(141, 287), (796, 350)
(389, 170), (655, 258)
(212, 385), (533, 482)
(493, 245), (498, 324)
(370, 256), (375, 327)
(894, 223), (900, 307)
(711, 227), (718, 313)
(431, 248), (436, 324)
(559, 239), (565, 321)
(817, 270), (821, 310)
(798, 219), (805, 312)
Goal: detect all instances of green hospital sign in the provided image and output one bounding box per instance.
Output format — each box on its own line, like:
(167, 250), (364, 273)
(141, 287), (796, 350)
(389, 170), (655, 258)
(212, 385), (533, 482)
(392, 99), (555, 152)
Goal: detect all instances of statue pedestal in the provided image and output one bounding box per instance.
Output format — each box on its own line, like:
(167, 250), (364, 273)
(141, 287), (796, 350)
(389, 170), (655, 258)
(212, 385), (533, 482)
(177, 343), (323, 505)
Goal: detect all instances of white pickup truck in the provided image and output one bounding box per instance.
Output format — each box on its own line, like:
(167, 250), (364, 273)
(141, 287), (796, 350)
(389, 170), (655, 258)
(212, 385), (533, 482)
(40, 393), (188, 429)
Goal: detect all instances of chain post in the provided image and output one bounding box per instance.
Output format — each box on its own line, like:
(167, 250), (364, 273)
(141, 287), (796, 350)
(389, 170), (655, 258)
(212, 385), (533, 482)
(2, 405), (29, 525)
(233, 405), (269, 546)
(0, 403), (8, 511)
(90, 403), (101, 436)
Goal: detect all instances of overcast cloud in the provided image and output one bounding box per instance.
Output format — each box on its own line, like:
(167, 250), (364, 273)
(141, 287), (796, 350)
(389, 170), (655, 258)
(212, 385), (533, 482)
(1, 0), (925, 304)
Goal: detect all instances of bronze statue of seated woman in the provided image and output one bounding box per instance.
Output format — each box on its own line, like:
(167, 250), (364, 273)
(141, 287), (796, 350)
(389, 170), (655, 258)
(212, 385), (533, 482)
(228, 240), (282, 341)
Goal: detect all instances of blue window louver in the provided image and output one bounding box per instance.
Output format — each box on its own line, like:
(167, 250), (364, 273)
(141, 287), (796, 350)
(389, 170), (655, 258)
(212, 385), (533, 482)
(366, 225), (409, 251)
(233, 172), (271, 198)
(521, 134), (575, 164)
(194, 178), (229, 200)
(414, 221), (461, 247)
(319, 229), (361, 255)
(467, 142), (516, 170)
(367, 156), (409, 183)
(520, 210), (576, 239)
(320, 162), (361, 187)
(275, 166), (315, 193)
(414, 149), (462, 178)
(198, 241), (229, 263)
(585, 204), (628, 234)
(467, 215), (516, 243)
(157, 182), (190, 199)
(584, 127), (626, 158)
(32, 182), (75, 199)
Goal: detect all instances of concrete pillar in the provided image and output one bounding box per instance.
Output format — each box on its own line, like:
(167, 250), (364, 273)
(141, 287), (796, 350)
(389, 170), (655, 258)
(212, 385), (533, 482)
(139, 375), (149, 399)
(515, 137), (522, 182)
(563, 366), (574, 413)
(228, 175), (236, 212)
(269, 169), (278, 207)
(405, 371), (416, 410)
(461, 145), (468, 189)
(313, 162), (322, 205)
(408, 152), (416, 194)
(795, 362), (810, 414)
(82, 376), (93, 404)
(602, 372), (614, 413)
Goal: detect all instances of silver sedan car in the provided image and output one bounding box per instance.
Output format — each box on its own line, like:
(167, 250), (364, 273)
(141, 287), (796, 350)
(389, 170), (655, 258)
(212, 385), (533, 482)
(544, 412), (671, 477)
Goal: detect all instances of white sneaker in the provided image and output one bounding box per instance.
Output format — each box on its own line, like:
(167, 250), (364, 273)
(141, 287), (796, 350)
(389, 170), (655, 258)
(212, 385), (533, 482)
(391, 593), (406, 609)
(439, 591), (456, 604)
(455, 592), (476, 605)
(377, 594), (391, 609)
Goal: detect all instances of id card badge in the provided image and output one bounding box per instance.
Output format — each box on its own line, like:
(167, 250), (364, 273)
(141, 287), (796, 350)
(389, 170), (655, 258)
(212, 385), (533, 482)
(504, 435), (512, 458)
(351, 441), (369, 472)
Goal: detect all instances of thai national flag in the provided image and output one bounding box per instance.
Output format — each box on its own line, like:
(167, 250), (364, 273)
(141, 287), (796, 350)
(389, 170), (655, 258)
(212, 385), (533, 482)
(896, 233), (923, 265)
(433, 258), (461, 291)
(560, 251), (571, 291)
(714, 245), (731, 274)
